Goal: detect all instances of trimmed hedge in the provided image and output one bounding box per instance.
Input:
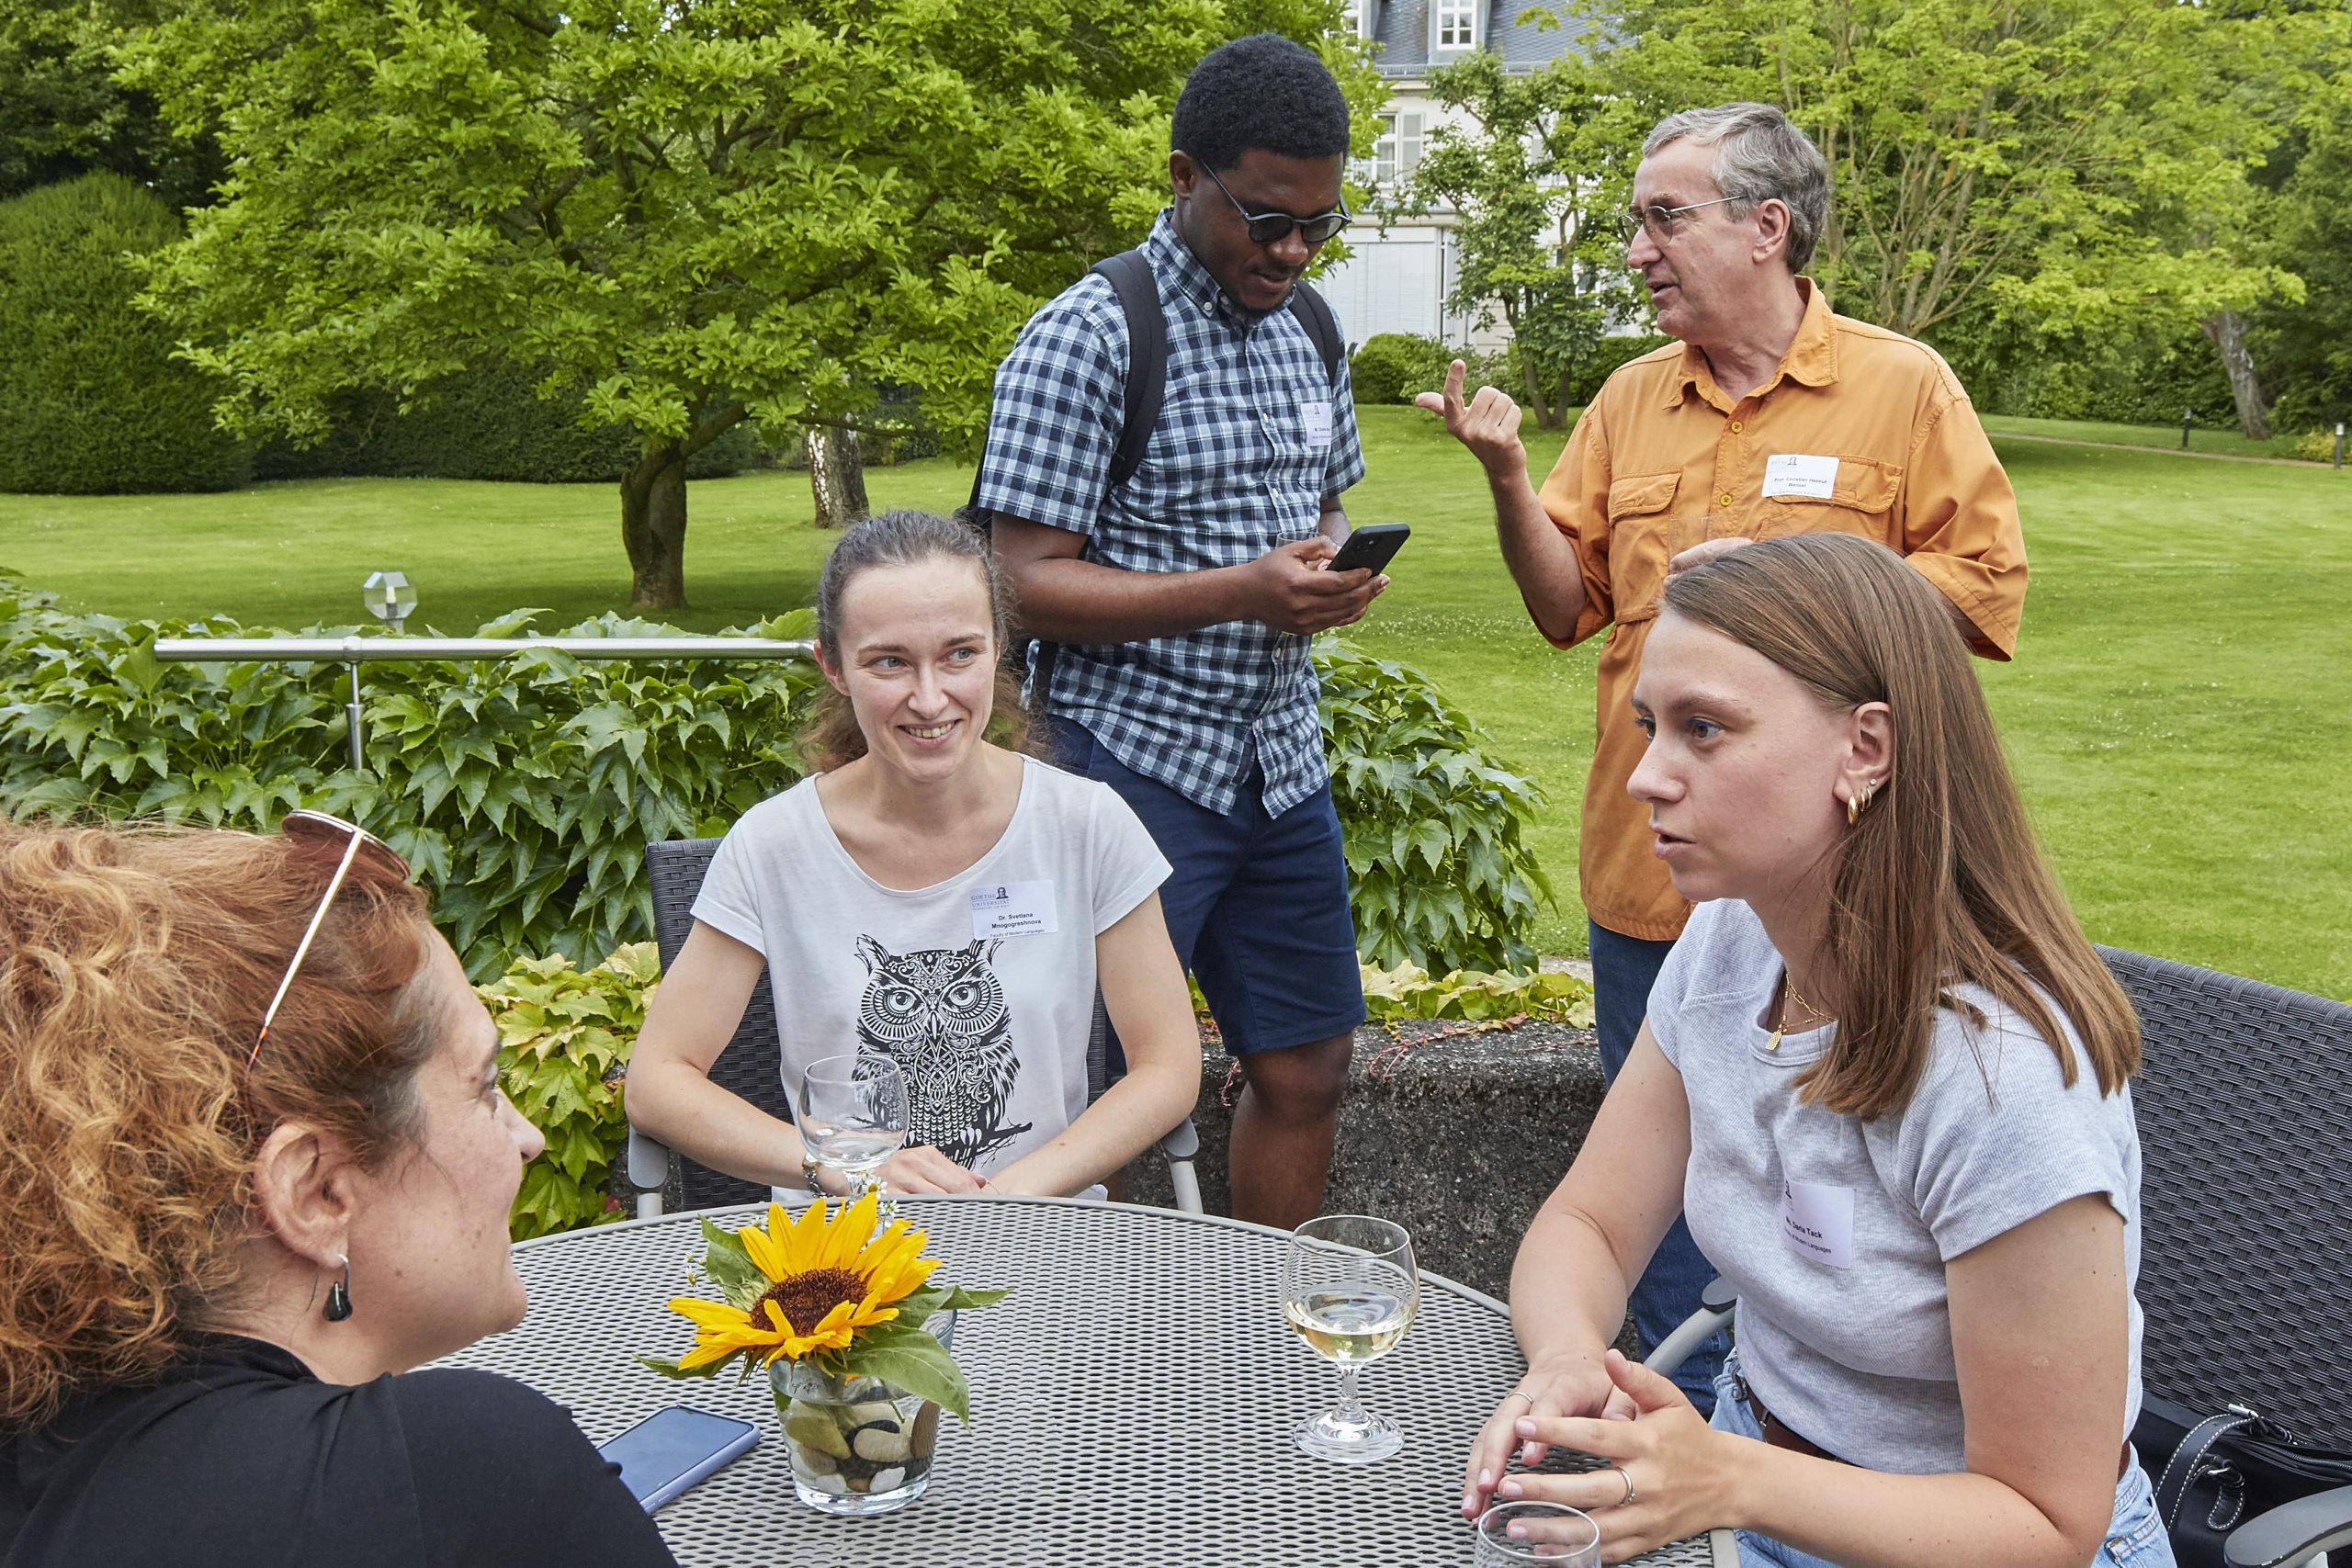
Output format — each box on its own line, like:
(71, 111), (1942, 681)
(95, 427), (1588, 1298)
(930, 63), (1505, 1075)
(1351, 333), (1456, 405)
(254, 364), (763, 484)
(0, 588), (1554, 985)
(0, 174), (251, 494)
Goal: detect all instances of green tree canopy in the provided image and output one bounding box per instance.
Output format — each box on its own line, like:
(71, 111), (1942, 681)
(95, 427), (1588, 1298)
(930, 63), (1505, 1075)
(123, 0), (1371, 608)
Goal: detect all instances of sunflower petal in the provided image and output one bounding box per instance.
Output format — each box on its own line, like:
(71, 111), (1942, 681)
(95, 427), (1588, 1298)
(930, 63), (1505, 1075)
(667, 1296), (755, 1332)
(739, 1220), (787, 1283)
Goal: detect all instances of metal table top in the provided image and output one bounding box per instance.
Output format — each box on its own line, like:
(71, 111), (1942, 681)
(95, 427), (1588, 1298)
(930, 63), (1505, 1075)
(447, 1198), (1730, 1567)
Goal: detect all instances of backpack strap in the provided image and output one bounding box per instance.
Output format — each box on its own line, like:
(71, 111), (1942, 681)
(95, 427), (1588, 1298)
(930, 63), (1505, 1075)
(1284, 278), (1345, 387)
(1089, 250), (1167, 493)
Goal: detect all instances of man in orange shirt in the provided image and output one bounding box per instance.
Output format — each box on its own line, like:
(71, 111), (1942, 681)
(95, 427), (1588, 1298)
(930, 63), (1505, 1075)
(1421, 102), (2026, 1408)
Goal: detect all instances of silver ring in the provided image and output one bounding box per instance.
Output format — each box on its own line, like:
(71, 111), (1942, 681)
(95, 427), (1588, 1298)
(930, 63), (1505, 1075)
(1505, 1391), (1534, 1410)
(1612, 1465), (1636, 1506)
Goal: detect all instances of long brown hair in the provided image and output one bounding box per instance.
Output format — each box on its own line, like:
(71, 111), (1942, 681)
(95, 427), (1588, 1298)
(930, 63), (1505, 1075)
(798, 509), (1036, 772)
(0, 819), (436, 1426)
(1663, 535), (2138, 1118)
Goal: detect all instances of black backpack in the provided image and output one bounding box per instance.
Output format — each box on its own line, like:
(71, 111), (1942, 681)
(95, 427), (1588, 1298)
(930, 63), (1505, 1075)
(964, 248), (1346, 711)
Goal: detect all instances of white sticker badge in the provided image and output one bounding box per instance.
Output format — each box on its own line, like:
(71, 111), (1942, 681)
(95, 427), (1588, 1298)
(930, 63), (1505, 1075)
(1781, 1179), (1856, 1269)
(968, 880), (1057, 940)
(1763, 452), (1840, 499)
(1301, 399), (1334, 448)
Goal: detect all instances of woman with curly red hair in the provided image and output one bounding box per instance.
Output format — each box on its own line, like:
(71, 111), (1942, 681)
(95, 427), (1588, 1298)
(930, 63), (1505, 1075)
(0, 815), (677, 1565)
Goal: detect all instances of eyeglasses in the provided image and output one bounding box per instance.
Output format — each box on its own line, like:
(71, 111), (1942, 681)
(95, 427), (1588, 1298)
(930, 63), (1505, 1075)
(243, 809), (411, 1124)
(1187, 154), (1351, 247)
(1613, 196), (1742, 246)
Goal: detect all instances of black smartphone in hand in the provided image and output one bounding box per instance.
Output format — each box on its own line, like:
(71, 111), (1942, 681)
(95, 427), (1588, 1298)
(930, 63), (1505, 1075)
(1329, 522), (1409, 575)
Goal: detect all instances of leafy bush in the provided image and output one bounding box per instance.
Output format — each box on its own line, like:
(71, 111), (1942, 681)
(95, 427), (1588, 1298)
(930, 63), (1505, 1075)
(481, 943), (659, 1239)
(1567, 333), (1672, 404)
(2289, 428), (2342, 464)
(0, 587), (1552, 988)
(254, 363), (763, 484)
(1317, 637), (1551, 972)
(0, 173), (251, 494)
(0, 581), (821, 979)
(1360, 960), (1595, 1026)
(1350, 333), (1455, 405)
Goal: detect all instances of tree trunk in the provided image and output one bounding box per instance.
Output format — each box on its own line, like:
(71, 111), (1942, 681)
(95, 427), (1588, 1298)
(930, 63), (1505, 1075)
(619, 441), (689, 610)
(2200, 310), (2272, 440)
(1518, 352), (1561, 431)
(808, 425), (870, 529)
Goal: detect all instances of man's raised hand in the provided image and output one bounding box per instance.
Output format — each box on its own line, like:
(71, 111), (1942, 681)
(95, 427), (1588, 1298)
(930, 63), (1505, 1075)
(1416, 359), (1526, 479)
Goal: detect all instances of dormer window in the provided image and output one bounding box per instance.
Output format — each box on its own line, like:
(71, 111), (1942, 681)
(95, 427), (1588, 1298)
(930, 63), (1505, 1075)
(1434, 0), (1478, 49)
(1339, 0), (1375, 38)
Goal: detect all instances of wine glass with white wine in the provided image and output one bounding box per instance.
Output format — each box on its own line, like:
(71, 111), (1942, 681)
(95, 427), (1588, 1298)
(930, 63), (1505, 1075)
(1282, 1213), (1419, 1462)
(796, 1054), (910, 1202)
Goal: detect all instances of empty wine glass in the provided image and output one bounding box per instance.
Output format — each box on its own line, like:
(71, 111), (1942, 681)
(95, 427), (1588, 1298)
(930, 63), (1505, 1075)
(1475, 1502), (1601, 1565)
(795, 1053), (909, 1202)
(1282, 1213), (1419, 1462)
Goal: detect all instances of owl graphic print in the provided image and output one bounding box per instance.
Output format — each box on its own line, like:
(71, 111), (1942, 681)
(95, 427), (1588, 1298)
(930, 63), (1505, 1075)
(852, 935), (1033, 1167)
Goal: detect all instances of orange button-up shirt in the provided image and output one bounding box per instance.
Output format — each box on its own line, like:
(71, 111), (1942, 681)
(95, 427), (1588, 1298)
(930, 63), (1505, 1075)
(1538, 280), (2027, 942)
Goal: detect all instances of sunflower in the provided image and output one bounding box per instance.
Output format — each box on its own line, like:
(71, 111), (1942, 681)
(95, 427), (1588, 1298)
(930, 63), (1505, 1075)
(665, 1191), (940, 1370)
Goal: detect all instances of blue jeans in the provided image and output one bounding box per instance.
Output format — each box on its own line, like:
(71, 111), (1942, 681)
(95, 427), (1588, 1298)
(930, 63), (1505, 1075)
(1708, 1356), (2177, 1568)
(1589, 919), (1725, 1415)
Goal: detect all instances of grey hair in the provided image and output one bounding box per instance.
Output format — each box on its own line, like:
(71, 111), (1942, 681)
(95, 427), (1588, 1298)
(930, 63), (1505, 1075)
(1643, 103), (1831, 273)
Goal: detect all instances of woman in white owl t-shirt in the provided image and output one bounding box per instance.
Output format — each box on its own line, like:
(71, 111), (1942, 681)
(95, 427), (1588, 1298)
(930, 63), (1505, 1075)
(626, 511), (1200, 1199)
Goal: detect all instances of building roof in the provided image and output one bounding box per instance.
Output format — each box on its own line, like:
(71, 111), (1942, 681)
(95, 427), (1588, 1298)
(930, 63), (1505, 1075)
(1363, 0), (1601, 77)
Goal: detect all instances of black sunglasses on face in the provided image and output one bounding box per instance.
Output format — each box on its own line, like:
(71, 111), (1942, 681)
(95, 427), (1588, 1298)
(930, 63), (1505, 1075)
(1186, 154), (1351, 247)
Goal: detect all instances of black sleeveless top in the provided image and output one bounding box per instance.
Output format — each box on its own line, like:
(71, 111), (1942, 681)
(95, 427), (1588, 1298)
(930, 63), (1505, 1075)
(0, 1336), (677, 1567)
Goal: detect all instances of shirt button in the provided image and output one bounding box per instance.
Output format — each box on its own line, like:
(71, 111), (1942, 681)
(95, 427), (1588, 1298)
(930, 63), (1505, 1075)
(1718, 491), (1734, 506)
(1728, 420), (1744, 434)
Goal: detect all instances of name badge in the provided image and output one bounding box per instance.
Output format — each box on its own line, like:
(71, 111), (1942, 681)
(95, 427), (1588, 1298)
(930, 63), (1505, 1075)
(969, 880), (1057, 940)
(1763, 453), (1839, 499)
(1781, 1179), (1855, 1269)
(1301, 399), (1334, 448)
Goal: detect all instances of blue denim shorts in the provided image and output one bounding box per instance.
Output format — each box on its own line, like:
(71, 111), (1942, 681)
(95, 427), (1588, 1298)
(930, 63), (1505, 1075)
(1707, 1356), (2177, 1568)
(1049, 719), (1364, 1059)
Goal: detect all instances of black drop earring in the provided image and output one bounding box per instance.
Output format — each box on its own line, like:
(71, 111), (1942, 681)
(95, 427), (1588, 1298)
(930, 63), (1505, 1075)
(323, 1258), (353, 1323)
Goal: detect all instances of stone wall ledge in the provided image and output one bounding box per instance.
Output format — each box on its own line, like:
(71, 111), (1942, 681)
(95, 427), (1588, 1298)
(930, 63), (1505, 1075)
(1122, 1020), (1604, 1302)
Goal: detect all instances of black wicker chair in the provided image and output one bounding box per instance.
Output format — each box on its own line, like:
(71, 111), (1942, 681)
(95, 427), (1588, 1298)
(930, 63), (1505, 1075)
(622, 837), (1202, 1214)
(1646, 948), (2352, 1567)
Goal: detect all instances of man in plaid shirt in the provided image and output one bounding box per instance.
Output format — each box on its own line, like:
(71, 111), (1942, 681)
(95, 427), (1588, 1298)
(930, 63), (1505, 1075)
(981, 34), (1384, 1228)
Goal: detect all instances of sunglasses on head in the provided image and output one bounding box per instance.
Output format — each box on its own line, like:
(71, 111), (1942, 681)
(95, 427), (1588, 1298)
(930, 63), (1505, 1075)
(1186, 154), (1351, 247)
(242, 809), (412, 1126)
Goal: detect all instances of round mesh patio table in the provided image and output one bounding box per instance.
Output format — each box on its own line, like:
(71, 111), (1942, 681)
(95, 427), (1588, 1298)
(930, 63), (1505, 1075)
(446, 1197), (1733, 1566)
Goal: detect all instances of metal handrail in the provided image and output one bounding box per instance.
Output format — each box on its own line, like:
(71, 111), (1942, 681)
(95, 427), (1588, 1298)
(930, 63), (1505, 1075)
(152, 636), (814, 663)
(152, 634), (816, 771)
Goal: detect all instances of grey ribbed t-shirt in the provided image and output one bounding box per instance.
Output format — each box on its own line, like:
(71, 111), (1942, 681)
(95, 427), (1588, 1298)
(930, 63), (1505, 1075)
(1652, 898), (2143, 1475)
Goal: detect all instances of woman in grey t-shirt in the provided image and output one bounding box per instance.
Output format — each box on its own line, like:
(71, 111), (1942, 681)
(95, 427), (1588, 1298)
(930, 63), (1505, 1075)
(626, 511), (1200, 1201)
(1462, 536), (2170, 1568)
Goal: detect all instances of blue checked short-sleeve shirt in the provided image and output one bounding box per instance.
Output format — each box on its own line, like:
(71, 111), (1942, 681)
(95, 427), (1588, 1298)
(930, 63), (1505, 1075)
(976, 210), (1366, 818)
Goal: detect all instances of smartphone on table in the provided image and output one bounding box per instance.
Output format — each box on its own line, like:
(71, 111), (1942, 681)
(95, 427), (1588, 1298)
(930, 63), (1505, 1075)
(1329, 522), (1409, 575)
(598, 1404), (761, 1512)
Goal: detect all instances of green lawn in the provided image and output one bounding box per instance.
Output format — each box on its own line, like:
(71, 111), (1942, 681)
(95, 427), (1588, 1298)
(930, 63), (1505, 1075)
(3, 410), (2346, 995)
(1976, 412), (2316, 462)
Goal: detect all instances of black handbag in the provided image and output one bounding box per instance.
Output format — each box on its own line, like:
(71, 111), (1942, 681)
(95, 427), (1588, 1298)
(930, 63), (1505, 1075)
(2134, 1393), (2352, 1567)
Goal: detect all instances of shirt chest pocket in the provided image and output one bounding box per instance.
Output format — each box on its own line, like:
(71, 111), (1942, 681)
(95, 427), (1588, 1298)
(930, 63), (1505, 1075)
(1606, 471), (1681, 625)
(1758, 455), (1904, 543)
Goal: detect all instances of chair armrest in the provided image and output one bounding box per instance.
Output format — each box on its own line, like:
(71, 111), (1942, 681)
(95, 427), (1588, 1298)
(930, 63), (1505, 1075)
(1158, 1118), (1201, 1160)
(2223, 1485), (2352, 1568)
(625, 1126), (673, 1193)
(1645, 1276), (1737, 1381)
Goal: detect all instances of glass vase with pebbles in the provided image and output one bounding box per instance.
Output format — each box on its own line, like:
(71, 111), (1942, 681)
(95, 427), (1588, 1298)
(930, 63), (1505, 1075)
(772, 1310), (955, 1515)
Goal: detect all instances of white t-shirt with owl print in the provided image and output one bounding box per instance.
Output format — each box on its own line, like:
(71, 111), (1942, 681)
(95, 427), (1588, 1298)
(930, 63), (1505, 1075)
(692, 755), (1172, 1195)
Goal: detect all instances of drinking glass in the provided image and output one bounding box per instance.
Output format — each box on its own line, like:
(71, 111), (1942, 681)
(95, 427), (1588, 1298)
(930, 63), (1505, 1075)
(795, 1054), (909, 1202)
(1281, 1213), (1419, 1462)
(1475, 1502), (1601, 1566)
